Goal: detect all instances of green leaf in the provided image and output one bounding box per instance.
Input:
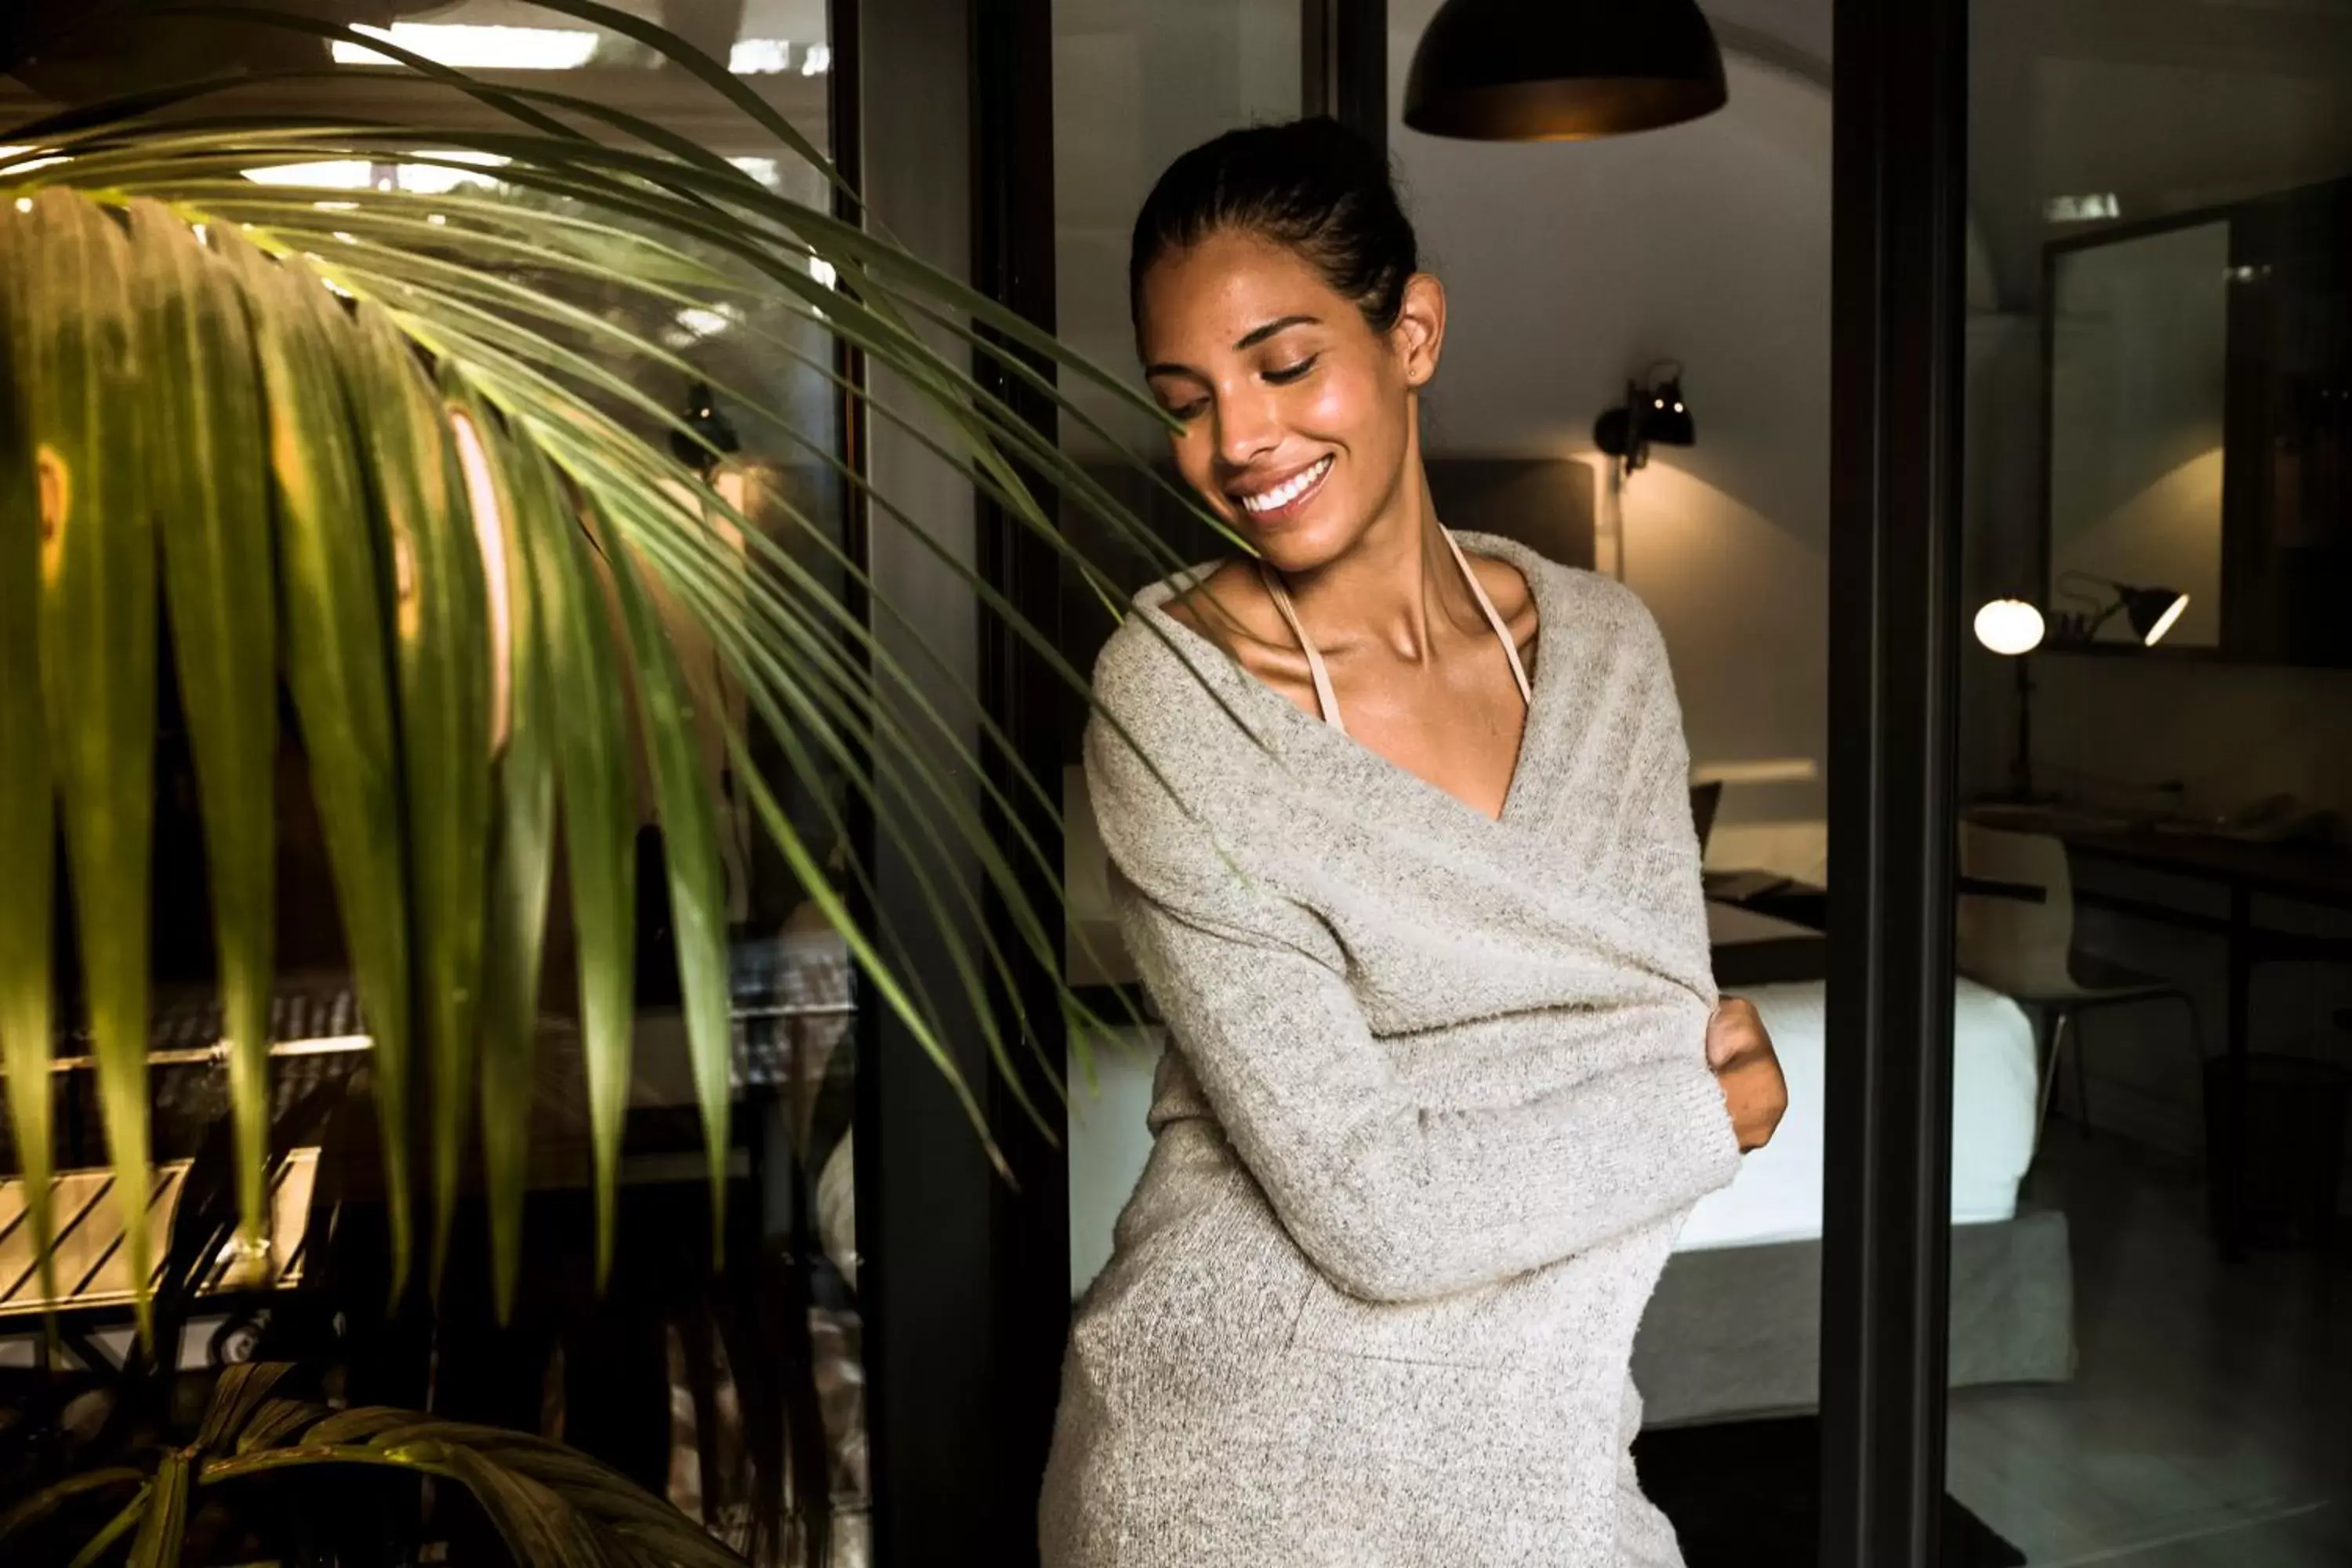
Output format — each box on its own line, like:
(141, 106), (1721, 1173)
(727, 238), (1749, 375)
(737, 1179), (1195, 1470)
(194, 1359), (294, 1455)
(125, 1451), (190, 1568)
(513, 453), (636, 1290)
(211, 229), (418, 1295)
(66, 1484), (150, 1568)
(0, 190), (60, 1324)
(452, 385), (557, 1327)
(436, 1443), (606, 1568)
(0, 1467), (143, 1548)
(25, 189), (159, 1341)
(342, 299), (491, 1298)
(589, 502), (732, 1268)
(299, 1405), (421, 1446)
(125, 198), (278, 1263)
(234, 1396), (330, 1454)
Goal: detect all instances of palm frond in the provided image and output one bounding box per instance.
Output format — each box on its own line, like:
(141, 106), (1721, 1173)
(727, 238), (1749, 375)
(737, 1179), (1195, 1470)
(0, 0), (1192, 1323)
(2, 1365), (750, 1568)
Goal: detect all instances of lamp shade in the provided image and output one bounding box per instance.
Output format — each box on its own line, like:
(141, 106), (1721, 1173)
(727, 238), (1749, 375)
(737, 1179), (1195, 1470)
(2122, 586), (2189, 647)
(1973, 598), (2046, 656)
(1403, 0), (1730, 142)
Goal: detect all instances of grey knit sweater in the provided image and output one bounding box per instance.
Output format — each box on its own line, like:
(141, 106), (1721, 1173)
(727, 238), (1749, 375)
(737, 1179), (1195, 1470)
(1038, 534), (1743, 1567)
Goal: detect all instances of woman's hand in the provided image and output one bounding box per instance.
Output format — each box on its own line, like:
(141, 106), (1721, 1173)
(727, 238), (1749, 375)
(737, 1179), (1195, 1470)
(1707, 996), (1788, 1153)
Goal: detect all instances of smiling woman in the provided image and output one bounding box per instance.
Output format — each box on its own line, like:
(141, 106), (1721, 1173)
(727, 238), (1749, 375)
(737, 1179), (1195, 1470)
(1037, 118), (1788, 1568)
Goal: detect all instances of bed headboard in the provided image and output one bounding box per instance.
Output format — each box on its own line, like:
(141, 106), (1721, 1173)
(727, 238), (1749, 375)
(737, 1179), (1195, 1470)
(1425, 458), (1597, 573)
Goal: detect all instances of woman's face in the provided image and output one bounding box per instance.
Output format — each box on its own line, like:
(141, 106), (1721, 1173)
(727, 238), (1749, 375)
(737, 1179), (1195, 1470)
(1134, 229), (1443, 573)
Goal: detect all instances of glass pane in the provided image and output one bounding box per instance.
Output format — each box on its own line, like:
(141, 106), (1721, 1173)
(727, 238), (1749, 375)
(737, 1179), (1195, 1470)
(1053, 0), (1301, 1298)
(0, 9), (863, 1565)
(1952, 4), (2352, 1563)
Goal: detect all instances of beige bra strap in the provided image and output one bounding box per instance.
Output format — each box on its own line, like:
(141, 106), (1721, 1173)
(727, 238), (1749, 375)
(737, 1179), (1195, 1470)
(1258, 561), (1348, 735)
(1258, 528), (1530, 733)
(1440, 526), (1534, 705)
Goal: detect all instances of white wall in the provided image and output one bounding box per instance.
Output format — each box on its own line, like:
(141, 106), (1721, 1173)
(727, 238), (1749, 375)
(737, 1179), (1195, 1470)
(1389, 20), (1833, 851)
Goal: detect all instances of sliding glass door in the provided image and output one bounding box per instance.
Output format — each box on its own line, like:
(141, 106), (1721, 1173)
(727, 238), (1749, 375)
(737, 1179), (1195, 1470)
(1052, 0), (1305, 1311)
(1939, 5), (2352, 1565)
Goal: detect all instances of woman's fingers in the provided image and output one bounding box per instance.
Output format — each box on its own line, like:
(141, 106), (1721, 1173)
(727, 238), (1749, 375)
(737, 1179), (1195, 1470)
(1705, 995), (1766, 1069)
(1719, 1050), (1790, 1152)
(1707, 997), (1788, 1151)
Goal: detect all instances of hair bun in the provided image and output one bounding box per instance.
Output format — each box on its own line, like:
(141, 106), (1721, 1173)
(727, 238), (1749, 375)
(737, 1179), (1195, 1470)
(1131, 117), (1418, 332)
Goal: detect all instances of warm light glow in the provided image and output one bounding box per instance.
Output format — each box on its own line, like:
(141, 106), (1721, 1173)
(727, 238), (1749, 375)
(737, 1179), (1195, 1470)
(2142, 592), (2189, 647)
(241, 152), (508, 195)
(730, 38), (791, 74)
(389, 153), (510, 195)
(1690, 757), (1820, 787)
(334, 23), (599, 71)
(675, 307), (734, 340)
(1974, 598), (2045, 656)
(245, 161), (373, 189)
(2045, 193), (2121, 223)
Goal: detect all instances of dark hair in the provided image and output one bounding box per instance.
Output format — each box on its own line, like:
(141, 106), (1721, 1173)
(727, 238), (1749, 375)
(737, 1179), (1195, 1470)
(1129, 117), (1419, 332)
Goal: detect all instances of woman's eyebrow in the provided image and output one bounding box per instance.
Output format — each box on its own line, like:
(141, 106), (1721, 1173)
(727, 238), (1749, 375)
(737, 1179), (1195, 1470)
(1234, 314), (1319, 350)
(1144, 314), (1322, 380)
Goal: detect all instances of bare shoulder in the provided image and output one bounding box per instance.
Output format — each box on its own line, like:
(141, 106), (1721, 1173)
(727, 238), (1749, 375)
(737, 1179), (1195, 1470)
(1159, 558), (1258, 648)
(1159, 557), (1323, 715)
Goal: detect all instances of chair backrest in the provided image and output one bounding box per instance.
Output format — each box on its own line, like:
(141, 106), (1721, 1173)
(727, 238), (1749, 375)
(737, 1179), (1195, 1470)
(1955, 822), (2079, 996)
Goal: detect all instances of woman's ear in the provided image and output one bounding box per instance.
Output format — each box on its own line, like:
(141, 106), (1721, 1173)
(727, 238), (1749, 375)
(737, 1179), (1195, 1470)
(1393, 272), (1447, 389)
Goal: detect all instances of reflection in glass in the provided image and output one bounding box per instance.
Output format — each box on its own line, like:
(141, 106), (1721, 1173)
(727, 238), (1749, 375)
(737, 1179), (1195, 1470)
(0, 9), (867, 1565)
(2047, 220), (2227, 648)
(1955, 4), (2352, 1563)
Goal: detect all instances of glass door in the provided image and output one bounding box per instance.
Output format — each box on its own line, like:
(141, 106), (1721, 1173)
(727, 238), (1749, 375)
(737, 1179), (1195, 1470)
(1052, 0), (1306, 1302)
(0, 8), (863, 1564)
(1940, 5), (2352, 1565)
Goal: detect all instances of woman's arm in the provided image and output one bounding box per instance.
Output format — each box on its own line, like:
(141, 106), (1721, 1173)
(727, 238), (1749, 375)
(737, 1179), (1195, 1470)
(1116, 881), (1742, 1304)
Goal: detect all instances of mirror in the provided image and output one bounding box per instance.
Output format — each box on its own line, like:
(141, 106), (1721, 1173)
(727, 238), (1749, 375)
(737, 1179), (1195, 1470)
(2045, 219), (2228, 648)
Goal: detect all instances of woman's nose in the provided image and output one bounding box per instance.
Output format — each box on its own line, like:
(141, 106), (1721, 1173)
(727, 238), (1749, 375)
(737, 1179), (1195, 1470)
(1213, 390), (1282, 470)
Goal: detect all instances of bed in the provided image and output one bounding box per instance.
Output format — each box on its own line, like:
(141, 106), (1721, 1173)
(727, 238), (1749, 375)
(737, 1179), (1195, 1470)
(1063, 894), (2077, 1425)
(1628, 904), (2075, 1425)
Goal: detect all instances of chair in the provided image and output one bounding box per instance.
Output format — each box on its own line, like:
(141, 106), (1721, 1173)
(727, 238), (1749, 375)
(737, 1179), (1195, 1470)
(1956, 822), (2207, 1156)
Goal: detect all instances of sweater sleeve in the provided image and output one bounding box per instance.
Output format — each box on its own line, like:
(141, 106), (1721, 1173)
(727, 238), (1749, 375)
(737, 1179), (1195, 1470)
(1109, 867), (1739, 1304)
(1085, 604), (1740, 1305)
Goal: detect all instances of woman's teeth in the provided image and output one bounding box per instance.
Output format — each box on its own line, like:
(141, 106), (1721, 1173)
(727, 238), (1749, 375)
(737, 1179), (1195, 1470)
(1240, 456), (1331, 515)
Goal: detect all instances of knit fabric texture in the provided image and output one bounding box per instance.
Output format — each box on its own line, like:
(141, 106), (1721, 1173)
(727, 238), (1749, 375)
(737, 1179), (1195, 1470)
(1038, 534), (1744, 1567)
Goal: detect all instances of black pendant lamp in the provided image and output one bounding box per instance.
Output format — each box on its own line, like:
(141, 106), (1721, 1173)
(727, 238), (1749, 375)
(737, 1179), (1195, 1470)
(1403, 0), (1730, 142)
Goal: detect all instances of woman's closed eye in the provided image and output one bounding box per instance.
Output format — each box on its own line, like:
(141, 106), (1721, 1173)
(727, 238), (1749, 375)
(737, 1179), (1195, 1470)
(1263, 354), (1319, 385)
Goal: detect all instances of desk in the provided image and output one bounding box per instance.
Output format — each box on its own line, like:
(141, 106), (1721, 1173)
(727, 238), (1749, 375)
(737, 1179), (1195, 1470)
(1965, 806), (2352, 1251)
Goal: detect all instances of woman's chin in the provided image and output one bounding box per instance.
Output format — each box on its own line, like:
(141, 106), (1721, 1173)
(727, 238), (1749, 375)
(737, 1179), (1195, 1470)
(1243, 504), (1361, 575)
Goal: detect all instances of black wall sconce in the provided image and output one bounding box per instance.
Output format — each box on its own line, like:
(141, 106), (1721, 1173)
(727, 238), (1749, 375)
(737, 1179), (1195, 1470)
(669, 377), (740, 481)
(1594, 362), (1695, 474)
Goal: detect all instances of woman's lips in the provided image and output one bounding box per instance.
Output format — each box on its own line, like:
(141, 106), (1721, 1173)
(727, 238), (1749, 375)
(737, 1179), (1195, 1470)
(1232, 455), (1333, 525)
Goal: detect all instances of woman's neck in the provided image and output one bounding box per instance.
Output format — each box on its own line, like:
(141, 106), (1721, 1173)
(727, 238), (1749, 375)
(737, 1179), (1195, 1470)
(1273, 462), (1470, 667)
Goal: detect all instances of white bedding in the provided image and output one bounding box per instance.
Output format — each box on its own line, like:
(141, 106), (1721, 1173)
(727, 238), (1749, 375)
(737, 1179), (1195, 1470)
(1671, 975), (2040, 1251)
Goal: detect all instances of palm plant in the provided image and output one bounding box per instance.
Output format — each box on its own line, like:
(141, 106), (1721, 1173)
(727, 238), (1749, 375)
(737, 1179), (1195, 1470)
(0, 0), (1212, 1346)
(0, 1360), (753, 1566)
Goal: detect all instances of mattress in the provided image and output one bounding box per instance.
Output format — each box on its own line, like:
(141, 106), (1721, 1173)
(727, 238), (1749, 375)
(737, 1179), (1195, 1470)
(1671, 975), (2041, 1251)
